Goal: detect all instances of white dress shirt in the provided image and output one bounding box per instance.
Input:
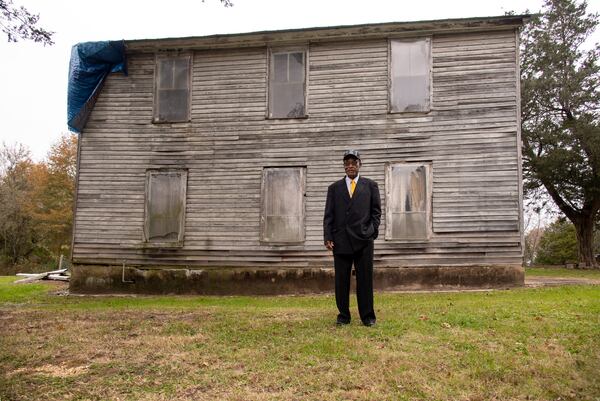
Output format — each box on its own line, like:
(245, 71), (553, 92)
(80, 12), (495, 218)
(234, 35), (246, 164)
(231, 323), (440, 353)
(345, 174), (360, 196)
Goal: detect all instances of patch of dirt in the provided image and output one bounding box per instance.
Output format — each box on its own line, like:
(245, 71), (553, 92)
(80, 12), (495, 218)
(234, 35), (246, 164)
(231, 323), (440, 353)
(8, 363), (89, 378)
(525, 276), (600, 287)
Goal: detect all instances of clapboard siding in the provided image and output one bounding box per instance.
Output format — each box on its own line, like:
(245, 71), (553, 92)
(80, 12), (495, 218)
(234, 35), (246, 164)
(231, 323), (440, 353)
(430, 32), (518, 233)
(73, 27), (523, 267)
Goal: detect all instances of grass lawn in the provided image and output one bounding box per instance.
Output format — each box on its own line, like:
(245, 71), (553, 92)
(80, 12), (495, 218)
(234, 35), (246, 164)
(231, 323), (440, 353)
(526, 266), (600, 280)
(0, 276), (599, 401)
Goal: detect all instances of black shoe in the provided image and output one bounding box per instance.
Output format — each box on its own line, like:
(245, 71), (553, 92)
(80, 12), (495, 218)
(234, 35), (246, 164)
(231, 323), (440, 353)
(362, 319), (376, 327)
(336, 317), (350, 326)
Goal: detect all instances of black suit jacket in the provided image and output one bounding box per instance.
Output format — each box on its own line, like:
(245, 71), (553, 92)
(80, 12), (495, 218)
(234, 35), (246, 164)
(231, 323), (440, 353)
(323, 176), (382, 255)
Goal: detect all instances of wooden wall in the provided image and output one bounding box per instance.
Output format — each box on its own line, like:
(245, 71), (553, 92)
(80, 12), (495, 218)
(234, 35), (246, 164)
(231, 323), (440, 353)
(73, 28), (523, 268)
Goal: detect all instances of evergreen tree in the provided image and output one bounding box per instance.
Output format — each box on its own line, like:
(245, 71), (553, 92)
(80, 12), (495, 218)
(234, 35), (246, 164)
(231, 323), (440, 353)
(521, 0), (600, 267)
(536, 218), (579, 265)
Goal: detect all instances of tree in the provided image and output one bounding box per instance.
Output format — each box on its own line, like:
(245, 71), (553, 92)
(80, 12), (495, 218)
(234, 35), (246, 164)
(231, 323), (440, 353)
(535, 218), (579, 265)
(27, 133), (77, 257)
(523, 199), (555, 265)
(0, 0), (53, 44)
(525, 226), (544, 265)
(0, 143), (36, 264)
(0, 135), (77, 267)
(521, 0), (600, 267)
(594, 224), (600, 258)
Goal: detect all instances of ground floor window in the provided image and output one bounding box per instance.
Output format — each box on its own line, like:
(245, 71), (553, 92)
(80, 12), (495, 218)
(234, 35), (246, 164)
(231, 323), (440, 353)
(260, 167), (306, 243)
(385, 162), (432, 240)
(144, 169), (187, 246)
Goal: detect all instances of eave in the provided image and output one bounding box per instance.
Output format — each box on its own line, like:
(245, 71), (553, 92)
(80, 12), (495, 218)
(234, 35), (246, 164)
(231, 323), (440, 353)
(124, 14), (531, 53)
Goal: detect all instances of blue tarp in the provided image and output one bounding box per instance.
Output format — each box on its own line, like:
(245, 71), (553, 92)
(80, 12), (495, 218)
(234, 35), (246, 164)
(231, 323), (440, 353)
(67, 41), (127, 133)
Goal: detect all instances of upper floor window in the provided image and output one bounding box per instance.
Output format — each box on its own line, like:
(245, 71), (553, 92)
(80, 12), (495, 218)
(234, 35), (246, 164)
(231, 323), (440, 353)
(268, 50), (307, 119)
(144, 169), (188, 246)
(154, 55), (191, 123)
(385, 162), (432, 240)
(390, 38), (431, 113)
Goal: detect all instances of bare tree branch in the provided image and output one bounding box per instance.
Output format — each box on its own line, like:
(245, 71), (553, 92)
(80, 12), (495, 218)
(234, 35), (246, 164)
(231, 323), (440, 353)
(0, 0), (54, 45)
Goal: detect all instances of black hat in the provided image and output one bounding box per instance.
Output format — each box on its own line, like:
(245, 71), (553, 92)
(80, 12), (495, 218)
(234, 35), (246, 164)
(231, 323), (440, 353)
(343, 149), (361, 160)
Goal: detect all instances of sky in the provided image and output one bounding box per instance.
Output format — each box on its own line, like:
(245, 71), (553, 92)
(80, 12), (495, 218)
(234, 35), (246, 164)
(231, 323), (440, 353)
(1, 0), (599, 161)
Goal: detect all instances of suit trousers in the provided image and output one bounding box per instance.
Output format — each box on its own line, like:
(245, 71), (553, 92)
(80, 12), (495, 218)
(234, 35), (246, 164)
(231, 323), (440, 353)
(334, 241), (376, 323)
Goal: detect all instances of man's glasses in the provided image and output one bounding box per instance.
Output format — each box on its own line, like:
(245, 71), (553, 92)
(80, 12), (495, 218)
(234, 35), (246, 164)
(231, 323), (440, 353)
(343, 160), (359, 167)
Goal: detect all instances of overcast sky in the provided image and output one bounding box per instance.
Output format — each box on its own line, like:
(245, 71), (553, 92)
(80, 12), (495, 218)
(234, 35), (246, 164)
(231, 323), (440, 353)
(1, 0), (598, 160)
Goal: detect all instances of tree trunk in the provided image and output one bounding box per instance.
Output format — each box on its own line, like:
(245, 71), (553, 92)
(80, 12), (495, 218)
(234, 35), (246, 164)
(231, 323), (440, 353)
(574, 215), (598, 268)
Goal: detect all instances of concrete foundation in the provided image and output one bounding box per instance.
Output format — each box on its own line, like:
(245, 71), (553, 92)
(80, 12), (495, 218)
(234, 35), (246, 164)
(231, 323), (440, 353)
(70, 264), (524, 295)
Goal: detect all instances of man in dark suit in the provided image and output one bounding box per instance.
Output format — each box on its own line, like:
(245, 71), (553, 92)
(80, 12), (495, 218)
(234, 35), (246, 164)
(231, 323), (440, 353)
(323, 150), (381, 326)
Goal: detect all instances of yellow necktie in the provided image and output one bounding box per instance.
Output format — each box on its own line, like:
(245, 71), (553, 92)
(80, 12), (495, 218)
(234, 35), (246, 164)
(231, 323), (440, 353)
(350, 179), (356, 197)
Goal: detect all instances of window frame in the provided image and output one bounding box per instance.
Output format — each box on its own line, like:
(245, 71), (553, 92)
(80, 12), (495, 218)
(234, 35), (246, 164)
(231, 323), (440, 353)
(388, 37), (432, 114)
(384, 161), (433, 241)
(259, 166), (307, 244)
(143, 168), (188, 248)
(153, 53), (192, 124)
(266, 47), (309, 120)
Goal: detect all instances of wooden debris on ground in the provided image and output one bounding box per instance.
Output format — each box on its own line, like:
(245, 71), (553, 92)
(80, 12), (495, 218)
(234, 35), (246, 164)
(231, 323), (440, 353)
(15, 269), (69, 283)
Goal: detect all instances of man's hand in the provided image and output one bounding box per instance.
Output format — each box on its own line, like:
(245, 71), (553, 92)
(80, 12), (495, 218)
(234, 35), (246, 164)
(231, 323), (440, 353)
(324, 240), (334, 251)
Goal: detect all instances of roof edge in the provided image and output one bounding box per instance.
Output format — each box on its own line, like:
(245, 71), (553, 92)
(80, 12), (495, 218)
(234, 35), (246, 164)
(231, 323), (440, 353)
(124, 14), (531, 52)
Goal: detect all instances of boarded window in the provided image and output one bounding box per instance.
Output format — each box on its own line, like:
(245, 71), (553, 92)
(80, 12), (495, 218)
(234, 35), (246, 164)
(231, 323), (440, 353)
(390, 39), (431, 113)
(144, 170), (187, 244)
(154, 55), (191, 122)
(261, 167), (306, 243)
(269, 50), (306, 118)
(385, 163), (431, 240)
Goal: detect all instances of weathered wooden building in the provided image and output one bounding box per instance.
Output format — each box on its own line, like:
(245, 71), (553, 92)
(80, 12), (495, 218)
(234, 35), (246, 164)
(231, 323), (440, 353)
(69, 15), (529, 294)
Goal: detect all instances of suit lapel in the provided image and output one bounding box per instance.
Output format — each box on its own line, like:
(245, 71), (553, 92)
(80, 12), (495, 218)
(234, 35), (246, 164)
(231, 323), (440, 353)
(339, 178), (351, 204)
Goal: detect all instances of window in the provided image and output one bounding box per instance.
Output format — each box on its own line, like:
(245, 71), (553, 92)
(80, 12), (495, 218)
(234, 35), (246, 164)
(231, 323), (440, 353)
(154, 55), (191, 122)
(144, 169), (187, 245)
(260, 167), (306, 243)
(385, 163), (431, 240)
(390, 38), (431, 113)
(268, 50), (307, 118)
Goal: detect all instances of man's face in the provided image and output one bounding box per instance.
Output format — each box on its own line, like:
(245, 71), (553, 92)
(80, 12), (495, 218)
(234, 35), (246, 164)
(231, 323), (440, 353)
(344, 157), (360, 179)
